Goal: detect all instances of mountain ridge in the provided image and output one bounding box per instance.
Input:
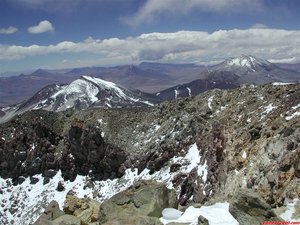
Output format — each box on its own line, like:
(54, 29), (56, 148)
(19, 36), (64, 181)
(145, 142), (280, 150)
(0, 82), (299, 224)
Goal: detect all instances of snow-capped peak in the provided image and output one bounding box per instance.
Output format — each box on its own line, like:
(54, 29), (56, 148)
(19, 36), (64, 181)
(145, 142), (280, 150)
(0, 76), (159, 122)
(81, 76), (129, 99)
(212, 55), (276, 75)
(34, 75), (157, 111)
(225, 55), (271, 69)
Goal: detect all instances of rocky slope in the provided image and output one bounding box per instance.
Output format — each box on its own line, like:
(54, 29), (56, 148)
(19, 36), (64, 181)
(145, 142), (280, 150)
(0, 82), (300, 224)
(156, 71), (240, 100)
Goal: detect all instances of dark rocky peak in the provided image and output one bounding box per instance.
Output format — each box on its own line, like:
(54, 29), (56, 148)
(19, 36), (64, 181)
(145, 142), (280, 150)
(30, 69), (54, 77)
(65, 66), (106, 76)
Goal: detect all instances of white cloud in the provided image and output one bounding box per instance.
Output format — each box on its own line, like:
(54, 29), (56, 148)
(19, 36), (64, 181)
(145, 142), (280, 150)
(268, 57), (299, 64)
(1, 28), (300, 66)
(0, 26), (18, 34)
(28, 20), (54, 34)
(124, 0), (264, 26)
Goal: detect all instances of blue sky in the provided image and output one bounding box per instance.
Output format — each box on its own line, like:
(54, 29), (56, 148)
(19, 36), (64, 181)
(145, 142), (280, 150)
(0, 0), (300, 73)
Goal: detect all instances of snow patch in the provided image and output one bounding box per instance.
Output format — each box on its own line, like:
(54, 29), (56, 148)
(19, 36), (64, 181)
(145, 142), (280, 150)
(140, 100), (154, 106)
(273, 82), (295, 86)
(208, 96), (214, 110)
(292, 103), (300, 110)
(175, 90), (179, 99)
(286, 111), (300, 121)
(260, 103), (277, 120)
(154, 124), (161, 131)
(160, 203), (239, 225)
(262, 103), (277, 115)
(162, 208), (183, 220)
(242, 151), (247, 159)
(0, 171), (100, 225)
(187, 87), (192, 97)
(280, 198), (300, 222)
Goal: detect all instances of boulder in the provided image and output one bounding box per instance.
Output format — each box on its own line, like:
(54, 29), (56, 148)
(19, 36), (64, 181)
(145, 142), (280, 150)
(33, 200), (64, 224)
(98, 180), (178, 223)
(198, 215), (209, 225)
(161, 208), (182, 220)
(64, 195), (100, 225)
(229, 188), (283, 225)
(56, 181), (65, 192)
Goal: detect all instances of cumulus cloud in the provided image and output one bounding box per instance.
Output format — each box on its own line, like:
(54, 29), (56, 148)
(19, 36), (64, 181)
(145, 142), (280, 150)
(1, 28), (300, 65)
(0, 26), (18, 34)
(28, 20), (54, 34)
(124, 0), (264, 26)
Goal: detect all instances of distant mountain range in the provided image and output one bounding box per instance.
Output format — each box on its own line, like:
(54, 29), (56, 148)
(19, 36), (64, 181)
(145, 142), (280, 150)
(0, 55), (299, 108)
(156, 55), (300, 100)
(275, 62), (300, 72)
(0, 64), (202, 107)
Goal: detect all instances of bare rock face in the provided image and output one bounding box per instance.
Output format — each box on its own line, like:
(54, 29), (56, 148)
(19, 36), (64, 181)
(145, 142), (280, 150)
(51, 215), (81, 225)
(229, 189), (284, 225)
(0, 111), (62, 182)
(60, 118), (127, 181)
(0, 110), (5, 117)
(98, 180), (178, 224)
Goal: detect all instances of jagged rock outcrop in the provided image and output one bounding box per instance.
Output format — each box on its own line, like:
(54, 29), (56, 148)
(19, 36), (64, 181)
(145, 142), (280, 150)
(0, 111), (63, 183)
(229, 189), (283, 225)
(63, 195), (100, 225)
(0, 111), (127, 183)
(60, 118), (126, 181)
